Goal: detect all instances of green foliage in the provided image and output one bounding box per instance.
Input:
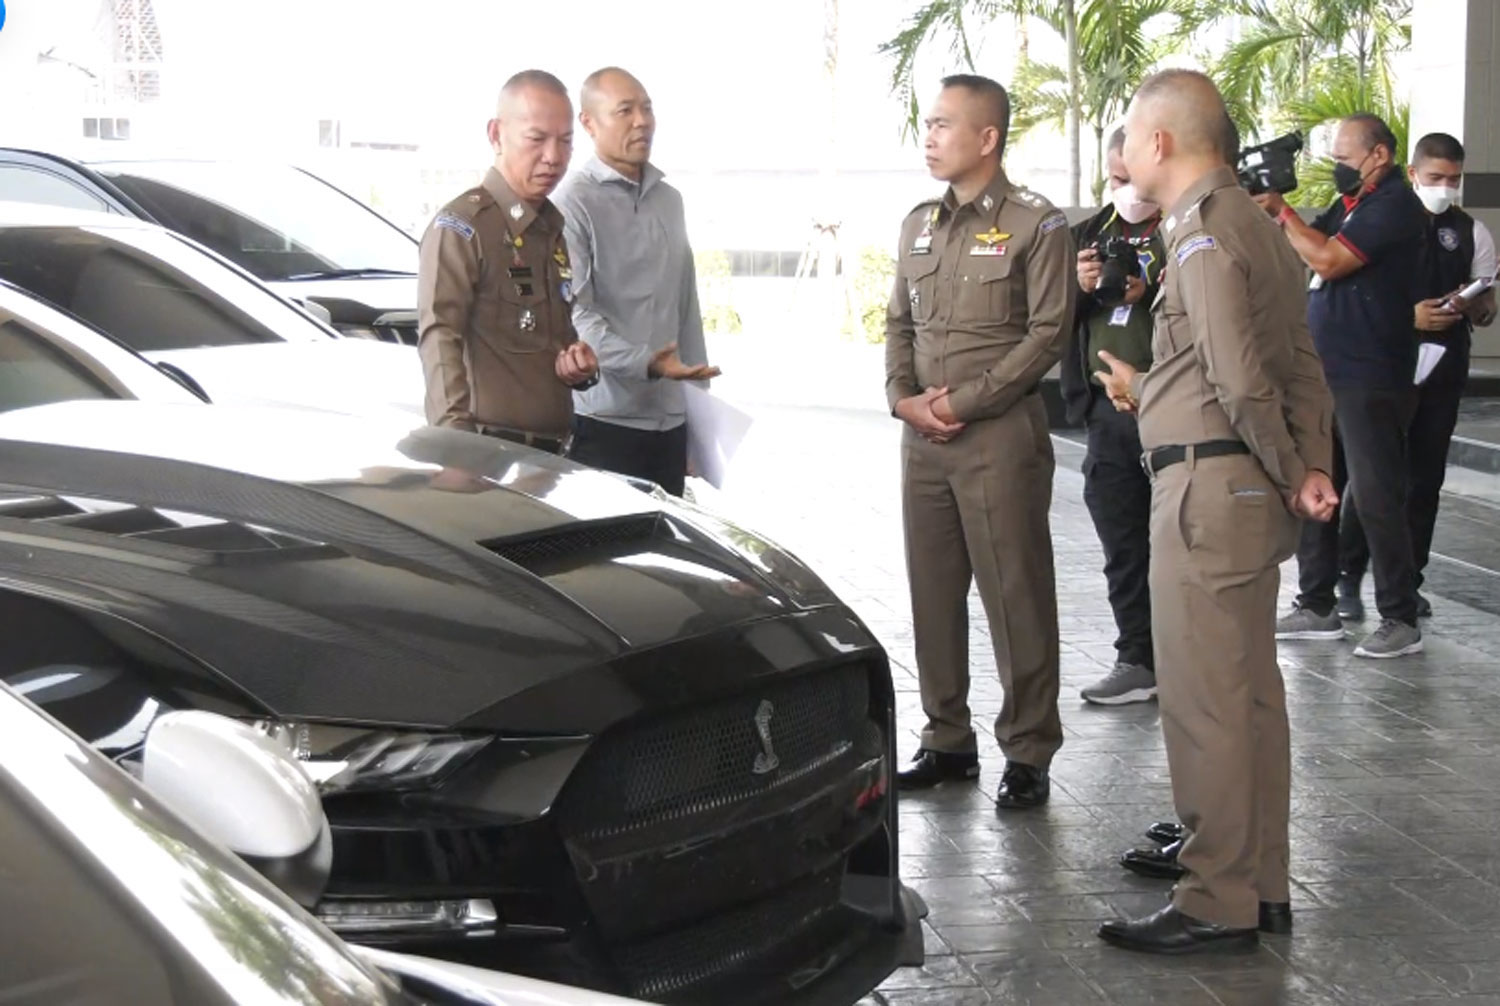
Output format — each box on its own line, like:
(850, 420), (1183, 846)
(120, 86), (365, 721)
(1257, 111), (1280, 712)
(851, 247), (896, 344)
(695, 250), (743, 335)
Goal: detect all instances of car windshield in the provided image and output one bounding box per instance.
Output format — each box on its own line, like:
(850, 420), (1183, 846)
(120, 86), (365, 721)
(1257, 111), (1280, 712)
(0, 286), (202, 410)
(0, 225), (335, 351)
(94, 162), (418, 282)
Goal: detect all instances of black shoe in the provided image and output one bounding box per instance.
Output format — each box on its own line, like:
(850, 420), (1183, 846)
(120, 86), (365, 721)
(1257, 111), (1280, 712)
(1145, 820), (1185, 846)
(1258, 900), (1292, 934)
(1416, 592), (1433, 619)
(896, 749), (979, 791)
(1121, 839), (1185, 879)
(1098, 904), (1259, 955)
(995, 761), (1049, 809)
(1336, 576), (1365, 621)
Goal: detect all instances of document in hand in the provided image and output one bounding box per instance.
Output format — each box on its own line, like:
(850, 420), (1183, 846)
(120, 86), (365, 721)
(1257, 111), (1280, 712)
(1415, 342), (1447, 386)
(684, 384), (753, 489)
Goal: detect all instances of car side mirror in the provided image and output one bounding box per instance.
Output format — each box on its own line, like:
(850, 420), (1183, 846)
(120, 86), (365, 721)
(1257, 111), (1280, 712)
(141, 711), (332, 908)
(293, 298), (334, 325)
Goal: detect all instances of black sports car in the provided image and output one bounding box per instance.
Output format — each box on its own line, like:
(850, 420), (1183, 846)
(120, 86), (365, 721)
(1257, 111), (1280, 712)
(0, 281), (925, 1004)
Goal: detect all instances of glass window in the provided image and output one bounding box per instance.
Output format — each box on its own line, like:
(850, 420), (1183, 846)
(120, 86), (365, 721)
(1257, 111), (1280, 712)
(0, 226), (333, 351)
(96, 162), (417, 281)
(0, 164), (109, 213)
(0, 318), (115, 412)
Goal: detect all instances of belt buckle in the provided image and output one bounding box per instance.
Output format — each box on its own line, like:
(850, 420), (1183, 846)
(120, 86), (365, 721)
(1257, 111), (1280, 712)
(1140, 449), (1155, 479)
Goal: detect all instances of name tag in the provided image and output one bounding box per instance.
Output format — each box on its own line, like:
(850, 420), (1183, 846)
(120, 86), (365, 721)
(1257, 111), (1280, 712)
(969, 244), (1006, 256)
(1309, 274), (1324, 291)
(1109, 305), (1132, 327)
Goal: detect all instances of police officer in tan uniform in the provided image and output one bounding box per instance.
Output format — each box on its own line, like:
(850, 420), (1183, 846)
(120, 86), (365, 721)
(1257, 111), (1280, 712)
(1093, 69), (1337, 955)
(887, 74), (1075, 810)
(419, 69), (599, 453)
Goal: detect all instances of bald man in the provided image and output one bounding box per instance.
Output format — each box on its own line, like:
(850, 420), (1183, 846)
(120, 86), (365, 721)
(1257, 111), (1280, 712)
(1092, 70), (1335, 954)
(552, 67), (718, 496)
(887, 74), (1073, 808)
(418, 69), (598, 452)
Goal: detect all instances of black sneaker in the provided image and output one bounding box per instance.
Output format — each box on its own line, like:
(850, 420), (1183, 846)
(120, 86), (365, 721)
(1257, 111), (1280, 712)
(1416, 592), (1433, 619)
(1336, 577), (1365, 621)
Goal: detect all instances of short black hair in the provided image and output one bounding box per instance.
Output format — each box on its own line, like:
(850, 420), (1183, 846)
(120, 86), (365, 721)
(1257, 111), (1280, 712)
(941, 73), (1011, 156)
(1344, 113), (1399, 159)
(1414, 131), (1465, 165)
(1219, 114), (1242, 164)
(1108, 127), (1126, 154)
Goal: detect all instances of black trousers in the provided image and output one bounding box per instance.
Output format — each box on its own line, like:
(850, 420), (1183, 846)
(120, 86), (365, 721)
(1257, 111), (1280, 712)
(1081, 395), (1154, 669)
(1340, 342), (1469, 590)
(568, 415), (688, 497)
(1297, 386), (1419, 624)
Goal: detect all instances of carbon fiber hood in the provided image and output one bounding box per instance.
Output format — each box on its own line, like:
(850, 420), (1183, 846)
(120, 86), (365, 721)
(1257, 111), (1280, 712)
(0, 401), (834, 727)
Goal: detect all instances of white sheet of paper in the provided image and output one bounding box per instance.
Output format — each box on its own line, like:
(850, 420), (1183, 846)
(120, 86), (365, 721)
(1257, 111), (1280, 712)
(684, 384), (753, 490)
(1415, 342), (1447, 385)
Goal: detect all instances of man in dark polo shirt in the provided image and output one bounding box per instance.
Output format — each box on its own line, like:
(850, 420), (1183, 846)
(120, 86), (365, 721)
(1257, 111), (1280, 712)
(1254, 113), (1427, 659)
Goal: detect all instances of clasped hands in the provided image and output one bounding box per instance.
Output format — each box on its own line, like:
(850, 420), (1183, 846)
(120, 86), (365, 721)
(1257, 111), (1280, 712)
(896, 387), (964, 443)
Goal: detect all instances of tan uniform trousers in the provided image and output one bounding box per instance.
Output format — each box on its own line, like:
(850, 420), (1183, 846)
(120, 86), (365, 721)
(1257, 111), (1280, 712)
(1149, 451), (1300, 929)
(902, 392), (1063, 767)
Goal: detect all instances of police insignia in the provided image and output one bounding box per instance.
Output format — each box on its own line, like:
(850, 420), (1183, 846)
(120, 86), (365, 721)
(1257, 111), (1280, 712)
(1039, 211), (1067, 234)
(560, 280), (572, 301)
(434, 213), (474, 240)
(1176, 234), (1217, 264)
(1439, 227), (1460, 251)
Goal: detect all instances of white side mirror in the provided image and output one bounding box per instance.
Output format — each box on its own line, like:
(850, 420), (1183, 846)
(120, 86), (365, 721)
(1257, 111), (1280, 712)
(294, 297), (334, 325)
(142, 710), (331, 907)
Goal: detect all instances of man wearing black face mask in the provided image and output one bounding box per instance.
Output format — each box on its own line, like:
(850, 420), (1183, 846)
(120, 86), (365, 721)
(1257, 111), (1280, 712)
(1253, 113), (1427, 659)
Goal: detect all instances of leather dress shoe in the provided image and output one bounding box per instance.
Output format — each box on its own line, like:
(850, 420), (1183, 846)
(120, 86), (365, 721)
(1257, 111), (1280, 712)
(1121, 839), (1185, 879)
(1259, 900), (1292, 934)
(1145, 820), (1185, 846)
(1098, 904), (1258, 955)
(995, 762), (1049, 809)
(896, 749), (979, 790)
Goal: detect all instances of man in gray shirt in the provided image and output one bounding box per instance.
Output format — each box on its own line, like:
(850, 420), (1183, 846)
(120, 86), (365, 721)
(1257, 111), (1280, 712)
(553, 66), (719, 496)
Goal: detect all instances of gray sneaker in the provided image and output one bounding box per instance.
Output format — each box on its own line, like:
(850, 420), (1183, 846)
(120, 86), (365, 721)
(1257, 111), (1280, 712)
(1081, 662), (1157, 705)
(1275, 605), (1346, 640)
(1353, 619), (1423, 659)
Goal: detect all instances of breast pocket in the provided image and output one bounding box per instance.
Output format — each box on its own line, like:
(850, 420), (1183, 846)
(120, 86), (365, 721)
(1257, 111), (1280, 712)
(960, 257), (1015, 326)
(901, 257), (942, 324)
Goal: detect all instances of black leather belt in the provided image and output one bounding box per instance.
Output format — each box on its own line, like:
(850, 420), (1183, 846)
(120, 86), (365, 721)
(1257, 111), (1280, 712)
(479, 426), (570, 455)
(1143, 440), (1250, 475)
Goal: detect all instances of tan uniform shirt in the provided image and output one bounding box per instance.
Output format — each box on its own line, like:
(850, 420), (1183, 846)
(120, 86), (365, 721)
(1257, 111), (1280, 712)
(886, 168), (1075, 422)
(1134, 166), (1334, 495)
(418, 167), (579, 436)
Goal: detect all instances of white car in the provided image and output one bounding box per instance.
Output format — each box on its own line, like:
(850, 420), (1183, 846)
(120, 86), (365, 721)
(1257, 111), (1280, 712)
(0, 677), (650, 1005)
(0, 201), (424, 422)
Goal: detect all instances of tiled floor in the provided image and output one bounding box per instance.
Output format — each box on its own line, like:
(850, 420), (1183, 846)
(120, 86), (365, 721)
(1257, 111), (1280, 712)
(697, 401), (1500, 1006)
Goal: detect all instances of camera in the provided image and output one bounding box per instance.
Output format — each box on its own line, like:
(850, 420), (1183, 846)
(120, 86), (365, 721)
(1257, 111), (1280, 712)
(1237, 131), (1304, 196)
(1092, 236), (1140, 307)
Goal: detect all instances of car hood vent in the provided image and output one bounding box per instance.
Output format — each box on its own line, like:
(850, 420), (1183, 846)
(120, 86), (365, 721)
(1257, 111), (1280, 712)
(0, 493), (327, 554)
(480, 513), (669, 573)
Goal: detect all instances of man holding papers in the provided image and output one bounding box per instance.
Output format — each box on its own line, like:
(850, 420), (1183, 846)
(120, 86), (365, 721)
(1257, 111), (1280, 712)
(1337, 133), (1497, 621)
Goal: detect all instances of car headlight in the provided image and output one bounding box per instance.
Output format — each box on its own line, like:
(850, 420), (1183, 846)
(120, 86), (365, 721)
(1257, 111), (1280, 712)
(253, 721), (490, 794)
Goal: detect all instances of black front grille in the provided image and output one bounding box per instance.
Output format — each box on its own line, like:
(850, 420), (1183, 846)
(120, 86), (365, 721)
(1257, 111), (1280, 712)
(614, 865), (844, 1001)
(558, 662), (874, 841)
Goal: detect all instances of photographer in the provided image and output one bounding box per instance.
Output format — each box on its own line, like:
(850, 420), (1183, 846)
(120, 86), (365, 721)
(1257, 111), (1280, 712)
(1061, 127), (1165, 706)
(1253, 113), (1428, 658)
(1337, 132), (1498, 621)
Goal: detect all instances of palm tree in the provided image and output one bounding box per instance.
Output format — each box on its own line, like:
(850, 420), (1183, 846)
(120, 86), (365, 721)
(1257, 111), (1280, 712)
(879, 0), (1205, 205)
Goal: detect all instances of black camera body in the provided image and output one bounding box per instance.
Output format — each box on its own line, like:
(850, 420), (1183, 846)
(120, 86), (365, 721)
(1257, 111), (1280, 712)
(1237, 131), (1304, 196)
(1092, 235), (1140, 307)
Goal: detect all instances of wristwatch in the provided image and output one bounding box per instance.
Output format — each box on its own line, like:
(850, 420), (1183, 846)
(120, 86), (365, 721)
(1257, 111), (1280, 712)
(570, 373), (600, 391)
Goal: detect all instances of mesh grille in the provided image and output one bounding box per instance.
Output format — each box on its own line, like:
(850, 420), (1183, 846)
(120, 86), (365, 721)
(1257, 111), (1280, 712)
(481, 515), (664, 571)
(559, 664), (872, 841)
(614, 866), (843, 1001)
(0, 493), (323, 553)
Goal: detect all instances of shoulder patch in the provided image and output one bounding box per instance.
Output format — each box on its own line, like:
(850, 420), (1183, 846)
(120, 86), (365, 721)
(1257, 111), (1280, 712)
(1175, 234), (1217, 265)
(907, 198), (941, 219)
(1039, 210), (1067, 234)
(434, 213), (475, 240)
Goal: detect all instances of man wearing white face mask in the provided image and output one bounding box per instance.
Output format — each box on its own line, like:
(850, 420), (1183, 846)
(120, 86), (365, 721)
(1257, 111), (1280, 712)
(1061, 127), (1167, 705)
(1336, 132), (1497, 621)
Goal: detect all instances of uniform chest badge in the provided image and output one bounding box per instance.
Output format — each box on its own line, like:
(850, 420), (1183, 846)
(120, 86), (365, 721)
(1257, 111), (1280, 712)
(519, 308), (537, 331)
(909, 287), (920, 311)
(910, 229), (933, 255)
(560, 280), (573, 301)
(553, 246), (570, 268)
(970, 229), (1009, 256)
(1439, 227), (1460, 251)
(509, 203), (525, 220)
(980, 194), (994, 212)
